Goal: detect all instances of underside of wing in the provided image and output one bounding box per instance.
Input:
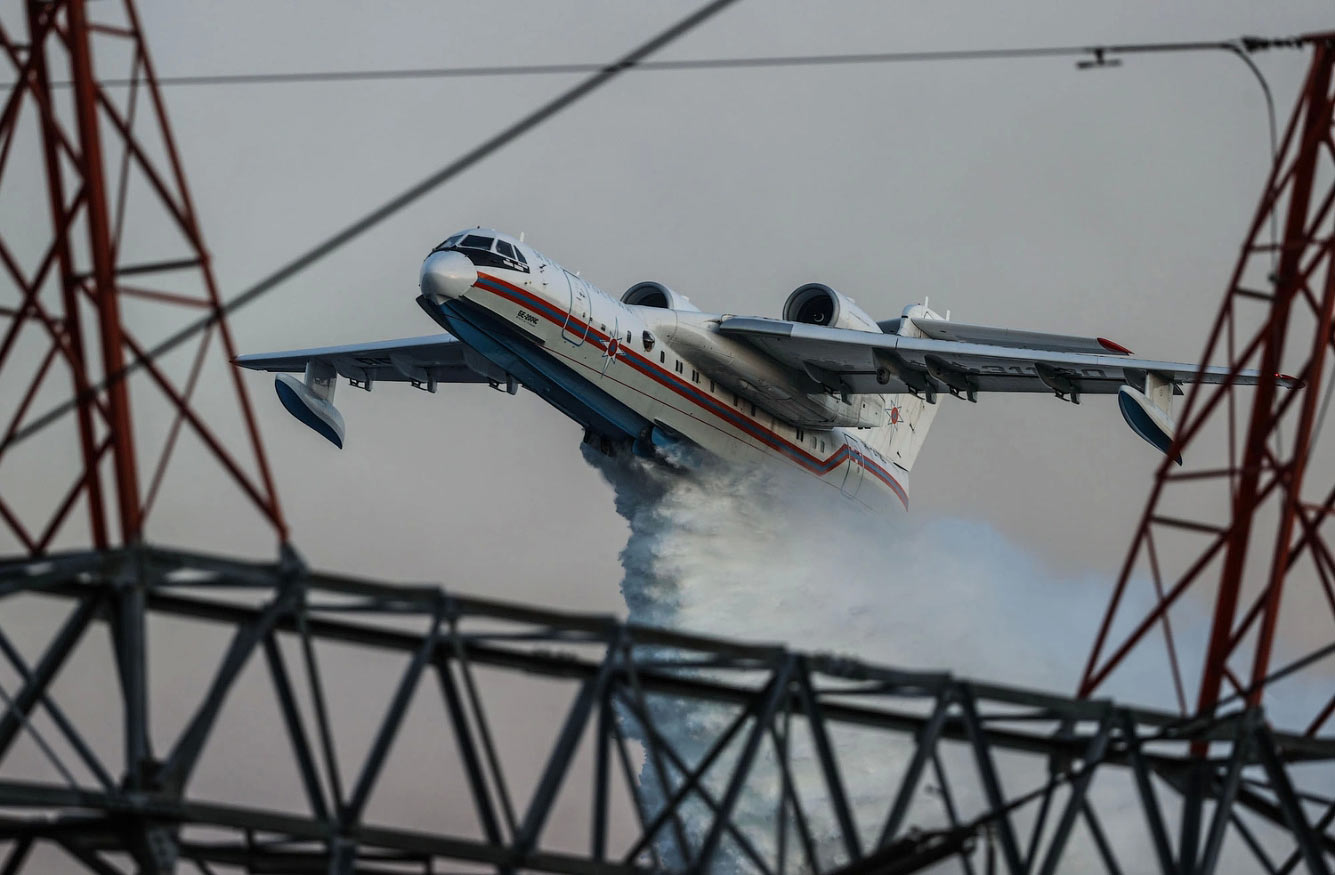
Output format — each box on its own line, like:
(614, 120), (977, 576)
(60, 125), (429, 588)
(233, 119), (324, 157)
(236, 334), (509, 448)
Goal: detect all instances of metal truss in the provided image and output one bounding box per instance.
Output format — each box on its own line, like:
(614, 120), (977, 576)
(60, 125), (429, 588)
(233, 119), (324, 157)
(0, 0), (285, 551)
(1081, 33), (1335, 734)
(0, 546), (1331, 874)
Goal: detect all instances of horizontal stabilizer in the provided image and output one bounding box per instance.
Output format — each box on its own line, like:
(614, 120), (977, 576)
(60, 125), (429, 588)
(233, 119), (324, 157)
(910, 317), (1133, 356)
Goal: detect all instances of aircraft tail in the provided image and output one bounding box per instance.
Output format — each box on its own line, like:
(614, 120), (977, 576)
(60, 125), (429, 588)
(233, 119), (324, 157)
(859, 303), (943, 472)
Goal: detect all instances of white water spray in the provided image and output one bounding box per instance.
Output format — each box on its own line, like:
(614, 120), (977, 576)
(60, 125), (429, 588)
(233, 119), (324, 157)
(589, 445), (1129, 691)
(582, 445), (1250, 872)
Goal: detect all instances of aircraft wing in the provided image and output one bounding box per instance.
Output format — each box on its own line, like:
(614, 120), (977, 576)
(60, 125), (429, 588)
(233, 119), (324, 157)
(236, 334), (504, 449)
(235, 334), (490, 385)
(717, 316), (1295, 399)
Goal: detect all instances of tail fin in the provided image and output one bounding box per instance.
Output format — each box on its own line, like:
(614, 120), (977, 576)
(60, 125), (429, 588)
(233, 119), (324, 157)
(860, 303), (942, 472)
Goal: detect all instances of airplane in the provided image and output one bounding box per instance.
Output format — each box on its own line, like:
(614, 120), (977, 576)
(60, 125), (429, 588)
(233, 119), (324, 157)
(236, 228), (1294, 514)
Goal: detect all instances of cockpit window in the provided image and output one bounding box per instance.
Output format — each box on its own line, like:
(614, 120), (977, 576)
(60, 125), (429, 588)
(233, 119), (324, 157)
(434, 233), (532, 274)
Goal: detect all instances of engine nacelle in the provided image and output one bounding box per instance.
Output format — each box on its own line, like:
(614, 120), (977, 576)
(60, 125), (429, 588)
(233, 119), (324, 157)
(783, 283), (881, 332)
(622, 281), (700, 312)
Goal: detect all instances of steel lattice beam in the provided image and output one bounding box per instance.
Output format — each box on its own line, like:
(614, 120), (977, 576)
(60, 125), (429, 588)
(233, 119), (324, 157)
(0, 546), (1330, 874)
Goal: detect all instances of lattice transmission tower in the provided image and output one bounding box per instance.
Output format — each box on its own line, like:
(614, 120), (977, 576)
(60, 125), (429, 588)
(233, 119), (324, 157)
(1081, 34), (1335, 736)
(0, 0), (285, 555)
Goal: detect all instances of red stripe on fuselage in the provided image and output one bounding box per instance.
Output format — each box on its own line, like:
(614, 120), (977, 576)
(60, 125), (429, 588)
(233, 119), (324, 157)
(470, 271), (908, 508)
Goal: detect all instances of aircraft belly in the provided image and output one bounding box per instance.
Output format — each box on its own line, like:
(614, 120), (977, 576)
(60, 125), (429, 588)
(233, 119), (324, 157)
(430, 298), (650, 442)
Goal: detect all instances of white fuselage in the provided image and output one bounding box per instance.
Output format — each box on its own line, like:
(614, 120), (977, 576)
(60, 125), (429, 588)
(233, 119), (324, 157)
(422, 241), (910, 512)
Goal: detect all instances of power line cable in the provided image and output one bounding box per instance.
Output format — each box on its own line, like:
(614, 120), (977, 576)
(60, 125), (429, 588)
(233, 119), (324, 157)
(9, 35), (1310, 89)
(3, 0), (743, 450)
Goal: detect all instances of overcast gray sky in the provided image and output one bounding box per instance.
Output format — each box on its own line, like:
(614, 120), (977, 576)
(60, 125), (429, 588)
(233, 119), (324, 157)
(4, 2), (1335, 869)
(3, 0), (1332, 621)
(0, 0), (1331, 679)
(129, 2), (1331, 588)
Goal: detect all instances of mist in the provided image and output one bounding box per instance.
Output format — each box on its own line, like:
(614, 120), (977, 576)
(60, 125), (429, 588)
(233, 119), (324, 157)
(589, 445), (1156, 693)
(583, 444), (1328, 872)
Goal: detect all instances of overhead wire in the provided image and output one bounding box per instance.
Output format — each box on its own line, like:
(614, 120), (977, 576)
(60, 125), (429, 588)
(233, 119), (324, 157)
(1, 30), (1311, 449)
(11, 36), (1310, 89)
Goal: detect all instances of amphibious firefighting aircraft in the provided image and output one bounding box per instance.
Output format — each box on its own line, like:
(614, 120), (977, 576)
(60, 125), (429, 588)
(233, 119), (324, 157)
(236, 228), (1291, 513)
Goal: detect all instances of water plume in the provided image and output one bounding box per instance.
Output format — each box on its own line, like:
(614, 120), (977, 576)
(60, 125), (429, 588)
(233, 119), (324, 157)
(589, 444), (1114, 690)
(582, 444), (1321, 873)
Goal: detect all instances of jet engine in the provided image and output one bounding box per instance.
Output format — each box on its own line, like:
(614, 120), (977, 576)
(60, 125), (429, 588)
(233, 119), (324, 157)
(622, 281), (700, 312)
(783, 283), (881, 332)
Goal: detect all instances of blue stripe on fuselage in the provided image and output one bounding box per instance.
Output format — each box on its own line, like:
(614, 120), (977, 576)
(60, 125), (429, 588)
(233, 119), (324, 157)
(422, 295), (649, 442)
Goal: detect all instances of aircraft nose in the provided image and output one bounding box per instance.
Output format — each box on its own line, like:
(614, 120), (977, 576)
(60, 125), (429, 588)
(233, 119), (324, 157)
(419, 250), (478, 303)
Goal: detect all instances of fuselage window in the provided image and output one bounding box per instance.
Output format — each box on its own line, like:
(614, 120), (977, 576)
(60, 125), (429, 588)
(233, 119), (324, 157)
(749, 403), (757, 416)
(675, 360), (684, 374)
(796, 427), (804, 442)
(660, 351), (666, 363)
(691, 369), (699, 383)
(709, 379), (715, 392)
(626, 331), (632, 344)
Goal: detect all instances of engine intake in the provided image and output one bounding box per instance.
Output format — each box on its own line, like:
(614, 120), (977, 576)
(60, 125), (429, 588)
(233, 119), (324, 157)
(783, 283), (881, 332)
(622, 281), (699, 312)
